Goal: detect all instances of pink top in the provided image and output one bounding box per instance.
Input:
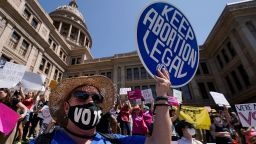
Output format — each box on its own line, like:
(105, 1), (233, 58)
(143, 110), (153, 126)
(132, 112), (148, 135)
(22, 98), (34, 110)
(244, 129), (256, 144)
(120, 107), (130, 122)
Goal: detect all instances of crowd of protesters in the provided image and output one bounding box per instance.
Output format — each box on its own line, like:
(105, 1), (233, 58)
(0, 70), (256, 144)
(0, 87), (54, 144)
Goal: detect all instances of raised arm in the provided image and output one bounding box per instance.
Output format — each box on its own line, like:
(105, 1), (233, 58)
(17, 102), (28, 120)
(223, 105), (231, 124)
(145, 68), (172, 144)
(19, 87), (26, 99)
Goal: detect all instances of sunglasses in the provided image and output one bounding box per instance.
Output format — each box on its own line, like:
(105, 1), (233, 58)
(0, 88), (7, 92)
(72, 90), (104, 104)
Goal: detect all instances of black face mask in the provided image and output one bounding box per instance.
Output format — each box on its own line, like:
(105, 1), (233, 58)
(68, 103), (102, 130)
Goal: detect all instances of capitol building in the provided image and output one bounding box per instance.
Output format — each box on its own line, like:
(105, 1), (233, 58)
(0, 0), (255, 106)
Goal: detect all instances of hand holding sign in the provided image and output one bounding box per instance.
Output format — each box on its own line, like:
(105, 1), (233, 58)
(235, 103), (256, 127)
(128, 90), (142, 100)
(155, 68), (171, 97)
(0, 103), (19, 135)
(209, 91), (230, 107)
(141, 89), (154, 104)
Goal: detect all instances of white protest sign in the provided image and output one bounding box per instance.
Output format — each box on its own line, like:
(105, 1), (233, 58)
(21, 72), (46, 91)
(209, 91), (230, 107)
(0, 62), (26, 88)
(141, 89), (154, 104)
(173, 89), (182, 103)
(235, 103), (256, 127)
(119, 88), (131, 95)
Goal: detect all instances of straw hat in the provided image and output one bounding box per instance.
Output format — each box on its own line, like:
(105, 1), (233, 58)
(49, 75), (115, 127)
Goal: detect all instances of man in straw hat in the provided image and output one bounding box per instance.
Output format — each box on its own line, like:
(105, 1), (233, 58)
(30, 68), (172, 144)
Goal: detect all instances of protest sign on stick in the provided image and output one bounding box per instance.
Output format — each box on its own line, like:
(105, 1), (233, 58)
(128, 89), (142, 100)
(235, 103), (256, 127)
(136, 1), (199, 88)
(141, 89), (154, 104)
(0, 103), (19, 135)
(179, 106), (211, 130)
(0, 62), (26, 88)
(21, 71), (46, 91)
(49, 80), (58, 90)
(210, 91), (230, 107)
(119, 88), (131, 95)
(173, 89), (182, 103)
(168, 96), (179, 106)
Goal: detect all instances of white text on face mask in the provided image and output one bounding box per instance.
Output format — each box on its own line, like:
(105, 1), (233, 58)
(74, 108), (102, 126)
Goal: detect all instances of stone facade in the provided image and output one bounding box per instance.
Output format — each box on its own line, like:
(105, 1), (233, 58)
(0, 0), (255, 106)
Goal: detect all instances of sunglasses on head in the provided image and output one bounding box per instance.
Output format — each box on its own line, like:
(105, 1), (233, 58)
(72, 90), (104, 104)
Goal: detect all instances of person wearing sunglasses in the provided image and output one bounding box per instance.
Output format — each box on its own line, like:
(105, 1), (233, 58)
(30, 68), (172, 144)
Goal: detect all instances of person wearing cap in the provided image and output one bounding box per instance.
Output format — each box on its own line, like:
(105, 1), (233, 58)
(142, 102), (153, 135)
(176, 120), (202, 144)
(30, 68), (172, 144)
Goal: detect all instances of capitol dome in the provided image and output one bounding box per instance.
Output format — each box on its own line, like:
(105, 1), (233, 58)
(49, 0), (92, 49)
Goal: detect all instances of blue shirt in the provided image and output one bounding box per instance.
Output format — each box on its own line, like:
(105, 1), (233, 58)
(30, 128), (146, 144)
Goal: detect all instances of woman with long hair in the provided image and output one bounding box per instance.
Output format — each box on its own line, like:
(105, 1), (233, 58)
(0, 88), (28, 144)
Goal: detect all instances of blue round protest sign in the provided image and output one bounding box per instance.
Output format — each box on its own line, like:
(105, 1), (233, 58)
(136, 2), (199, 88)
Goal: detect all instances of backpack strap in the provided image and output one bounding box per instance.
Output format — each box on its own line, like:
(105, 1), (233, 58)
(98, 132), (120, 144)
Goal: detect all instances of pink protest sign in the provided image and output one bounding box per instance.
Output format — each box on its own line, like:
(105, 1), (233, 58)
(168, 96), (179, 106)
(128, 89), (142, 100)
(0, 103), (19, 135)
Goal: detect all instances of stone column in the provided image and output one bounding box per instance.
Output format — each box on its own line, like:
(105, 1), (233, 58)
(33, 51), (43, 73)
(28, 15), (33, 25)
(113, 64), (118, 85)
(82, 54), (87, 61)
(120, 66), (125, 87)
(0, 23), (13, 55)
(190, 79), (200, 100)
(83, 35), (87, 47)
(237, 23), (256, 56)
(229, 32), (256, 83)
(56, 45), (61, 56)
(68, 24), (72, 38)
(15, 37), (24, 52)
(49, 65), (56, 80)
(58, 21), (62, 32)
(77, 30), (81, 44)
(25, 45), (36, 68)
(208, 58), (227, 93)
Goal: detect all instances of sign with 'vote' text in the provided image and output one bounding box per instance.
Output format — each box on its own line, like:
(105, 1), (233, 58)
(235, 103), (256, 127)
(136, 2), (199, 88)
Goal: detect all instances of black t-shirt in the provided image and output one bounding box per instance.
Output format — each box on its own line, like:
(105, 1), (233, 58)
(3, 97), (20, 111)
(37, 100), (47, 109)
(96, 112), (112, 133)
(215, 125), (233, 144)
(34, 100), (48, 114)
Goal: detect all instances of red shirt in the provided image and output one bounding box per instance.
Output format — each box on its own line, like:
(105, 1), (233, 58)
(120, 107), (130, 122)
(22, 98), (34, 110)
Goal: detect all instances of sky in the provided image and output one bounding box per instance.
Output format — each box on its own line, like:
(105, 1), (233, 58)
(38, 0), (240, 58)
